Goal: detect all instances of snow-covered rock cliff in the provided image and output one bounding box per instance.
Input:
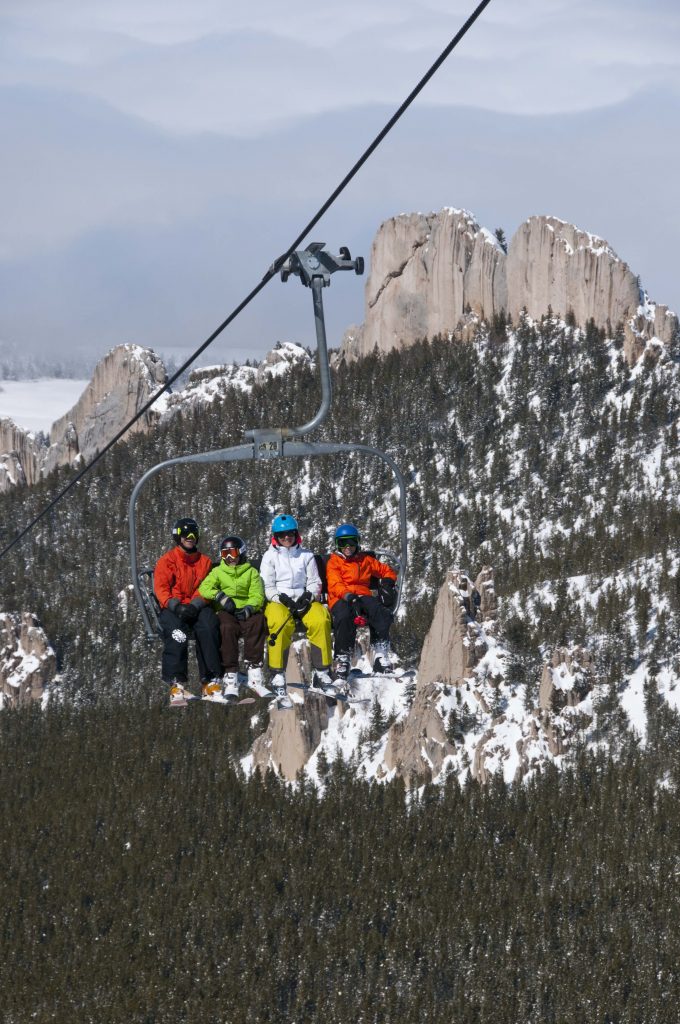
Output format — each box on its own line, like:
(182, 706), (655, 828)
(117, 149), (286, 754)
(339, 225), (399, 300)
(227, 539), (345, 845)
(0, 344), (168, 492)
(0, 612), (56, 709)
(342, 211), (678, 364)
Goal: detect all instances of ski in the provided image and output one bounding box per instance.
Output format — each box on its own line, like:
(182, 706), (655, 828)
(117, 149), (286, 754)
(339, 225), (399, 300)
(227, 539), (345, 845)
(361, 667), (416, 680)
(288, 682), (343, 702)
(170, 693), (257, 708)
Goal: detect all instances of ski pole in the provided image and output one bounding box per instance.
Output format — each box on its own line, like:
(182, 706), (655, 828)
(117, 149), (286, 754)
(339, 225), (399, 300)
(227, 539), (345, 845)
(267, 611), (295, 647)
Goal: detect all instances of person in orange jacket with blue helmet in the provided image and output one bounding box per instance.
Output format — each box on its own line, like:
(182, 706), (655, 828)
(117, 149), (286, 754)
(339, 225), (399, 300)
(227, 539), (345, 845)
(326, 522), (398, 679)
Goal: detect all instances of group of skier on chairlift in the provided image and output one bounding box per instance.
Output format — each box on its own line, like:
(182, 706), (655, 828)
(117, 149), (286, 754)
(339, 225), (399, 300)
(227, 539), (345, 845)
(154, 513), (399, 709)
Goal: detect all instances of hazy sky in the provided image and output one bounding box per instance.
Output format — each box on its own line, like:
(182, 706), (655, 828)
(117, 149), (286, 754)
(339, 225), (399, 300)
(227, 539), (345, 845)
(1, 0), (679, 368)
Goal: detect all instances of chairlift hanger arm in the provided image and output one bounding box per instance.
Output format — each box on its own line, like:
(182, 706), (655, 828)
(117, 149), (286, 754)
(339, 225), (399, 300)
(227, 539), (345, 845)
(129, 244), (408, 641)
(249, 245), (364, 439)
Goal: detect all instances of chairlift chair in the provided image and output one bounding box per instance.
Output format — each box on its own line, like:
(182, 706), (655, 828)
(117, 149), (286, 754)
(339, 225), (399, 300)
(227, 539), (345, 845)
(128, 244), (408, 640)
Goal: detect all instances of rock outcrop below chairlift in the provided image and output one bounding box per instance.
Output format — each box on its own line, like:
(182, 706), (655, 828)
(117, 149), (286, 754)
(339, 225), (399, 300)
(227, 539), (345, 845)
(243, 566), (603, 788)
(0, 612), (57, 709)
(250, 691), (332, 782)
(342, 211), (678, 365)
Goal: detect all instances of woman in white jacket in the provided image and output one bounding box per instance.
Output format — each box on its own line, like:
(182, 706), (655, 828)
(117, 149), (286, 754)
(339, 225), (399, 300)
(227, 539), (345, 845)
(260, 514), (335, 706)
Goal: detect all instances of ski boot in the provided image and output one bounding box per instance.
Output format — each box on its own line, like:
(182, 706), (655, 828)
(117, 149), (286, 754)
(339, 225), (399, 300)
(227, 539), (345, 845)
(247, 664), (273, 698)
(270, 672), (293, 709)
(201, 680), (222, 702)
(334, 653), (351, 682)
(169, 682), (194, 707)
(372, 641), (394, 674)
(221, 672), (241, 703)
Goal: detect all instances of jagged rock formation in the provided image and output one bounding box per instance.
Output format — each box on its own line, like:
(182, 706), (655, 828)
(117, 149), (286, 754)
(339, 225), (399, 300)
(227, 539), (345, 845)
(343, 210), (506, 358)
(44, 344), (167, 473)
(536, 647), (595, 756)
(342, 211), (678, 365)
(418, 568), (495, 686)
(388, 566), (501, 786)
(0, 418), (43, 492)
(245, 567), (511, 788)
(250, 692), (332, 781)
(0, 612), (57, 708)
(0, 344), (167, 491)
(507, 217), (677, 364)
(383, 681), (453, 783)
(380, 569), (600, 787)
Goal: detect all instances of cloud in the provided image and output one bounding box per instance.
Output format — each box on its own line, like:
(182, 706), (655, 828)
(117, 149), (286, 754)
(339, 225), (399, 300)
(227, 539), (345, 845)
(0, 1), (679, 364)
(2, 88), (679, 364)
(2, 0), (678, 136)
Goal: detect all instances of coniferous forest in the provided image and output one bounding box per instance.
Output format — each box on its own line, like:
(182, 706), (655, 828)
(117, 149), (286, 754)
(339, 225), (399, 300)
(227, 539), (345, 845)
(2, 318), (680, 1020)
(3, 700), (680, 1024)
(3, 315), (680, 693)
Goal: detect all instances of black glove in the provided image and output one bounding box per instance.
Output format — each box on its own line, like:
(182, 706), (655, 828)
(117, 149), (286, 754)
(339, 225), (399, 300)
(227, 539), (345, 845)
(279, 593), (296, 611)
(167, 598), (181, 614)
(377, 578), (397, 610)
(235, 605), (254, 621)
(216, 592), (236, 614)
(343, 592), (359, 608)
(294, 591), (312, 618)
(177, 603), (199, 625)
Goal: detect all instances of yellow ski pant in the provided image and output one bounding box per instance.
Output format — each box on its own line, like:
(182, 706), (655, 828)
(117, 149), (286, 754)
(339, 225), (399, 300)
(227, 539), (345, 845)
(265, 600), (332, 671)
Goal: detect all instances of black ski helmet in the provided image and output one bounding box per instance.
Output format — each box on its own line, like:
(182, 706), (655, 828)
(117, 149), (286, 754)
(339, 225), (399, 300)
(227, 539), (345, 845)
(173, 517), (200, 544)
(219, 535), (247, 562)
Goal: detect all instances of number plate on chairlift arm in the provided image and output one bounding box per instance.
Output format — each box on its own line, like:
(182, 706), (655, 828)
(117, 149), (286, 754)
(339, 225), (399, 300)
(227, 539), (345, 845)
(251, 429), (284, 460)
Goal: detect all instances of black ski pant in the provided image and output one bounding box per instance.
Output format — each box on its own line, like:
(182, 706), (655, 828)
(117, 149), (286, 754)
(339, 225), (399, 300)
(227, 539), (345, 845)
(159, 606), (223, 683)
(331, 594), (392, 657)
(218, 610), (267, 672)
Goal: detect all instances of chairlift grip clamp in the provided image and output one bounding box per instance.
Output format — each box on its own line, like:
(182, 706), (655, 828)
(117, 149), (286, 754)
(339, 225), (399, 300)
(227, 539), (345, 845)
(276, 244), (364, 287)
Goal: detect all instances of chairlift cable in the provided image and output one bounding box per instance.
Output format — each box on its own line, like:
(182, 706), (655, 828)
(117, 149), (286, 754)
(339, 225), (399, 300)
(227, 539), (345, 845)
(0, 0), (494, 561)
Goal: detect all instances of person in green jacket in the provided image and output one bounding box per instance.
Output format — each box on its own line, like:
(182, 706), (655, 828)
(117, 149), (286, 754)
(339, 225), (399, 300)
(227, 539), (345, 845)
(198, 534), (268, 701)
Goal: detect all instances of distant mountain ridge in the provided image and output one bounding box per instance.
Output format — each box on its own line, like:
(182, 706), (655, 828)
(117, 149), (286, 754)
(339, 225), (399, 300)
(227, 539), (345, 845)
(1, 212), (677, 494)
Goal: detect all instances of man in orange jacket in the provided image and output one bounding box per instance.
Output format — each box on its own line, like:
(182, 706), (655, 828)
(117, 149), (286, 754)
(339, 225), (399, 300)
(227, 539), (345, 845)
(154, 516), (223, 705)
(326, 522), (398, 679)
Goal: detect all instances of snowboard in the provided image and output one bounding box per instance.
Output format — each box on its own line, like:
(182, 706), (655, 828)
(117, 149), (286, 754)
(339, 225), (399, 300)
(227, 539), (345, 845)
(289, 681), (369, 704)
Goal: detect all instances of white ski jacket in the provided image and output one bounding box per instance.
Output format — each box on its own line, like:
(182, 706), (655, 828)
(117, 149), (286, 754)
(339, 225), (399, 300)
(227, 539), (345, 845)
(259, 543), (323, 601)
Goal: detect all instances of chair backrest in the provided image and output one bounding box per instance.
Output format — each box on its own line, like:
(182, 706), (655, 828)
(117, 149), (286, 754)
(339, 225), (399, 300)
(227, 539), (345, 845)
(314, 553), (330, 602)
(139, 567), (163, 637)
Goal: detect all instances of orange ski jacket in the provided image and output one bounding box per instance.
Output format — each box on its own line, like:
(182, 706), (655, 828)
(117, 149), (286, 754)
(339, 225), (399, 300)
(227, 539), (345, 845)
(154, 547), (213, 609)
(325, 551), (397, 610)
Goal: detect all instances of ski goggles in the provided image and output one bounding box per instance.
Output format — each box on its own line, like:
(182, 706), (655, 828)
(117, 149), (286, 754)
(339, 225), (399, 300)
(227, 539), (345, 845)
(275, 530), (297, 539)
(221, 546), (240, 560)
(177, 526), (198, 540)
(336, 538), (358, 550)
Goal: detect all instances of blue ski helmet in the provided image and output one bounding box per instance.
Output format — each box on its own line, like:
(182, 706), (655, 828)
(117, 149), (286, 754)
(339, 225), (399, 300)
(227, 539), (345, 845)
(272, 513), (298, 535)
(335, 523), (360, 548)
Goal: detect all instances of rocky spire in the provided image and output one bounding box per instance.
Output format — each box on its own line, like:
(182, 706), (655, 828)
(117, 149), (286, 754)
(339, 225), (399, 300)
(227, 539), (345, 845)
(341, 210), (678, 364)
